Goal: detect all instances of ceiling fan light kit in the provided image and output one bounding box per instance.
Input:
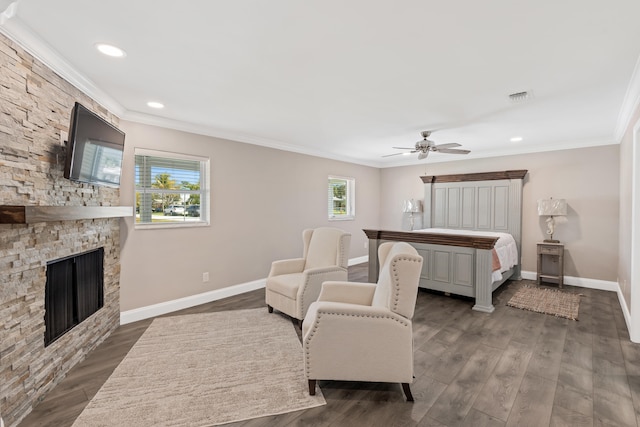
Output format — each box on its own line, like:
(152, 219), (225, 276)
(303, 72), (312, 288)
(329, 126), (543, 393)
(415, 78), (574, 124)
(384, 130), (471, 160)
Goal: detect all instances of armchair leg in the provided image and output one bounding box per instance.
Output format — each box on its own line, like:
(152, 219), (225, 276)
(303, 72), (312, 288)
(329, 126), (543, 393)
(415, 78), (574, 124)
(267, 305), (273, 313)
(308, 380), (316, 396)
(401, 383), (414, 402)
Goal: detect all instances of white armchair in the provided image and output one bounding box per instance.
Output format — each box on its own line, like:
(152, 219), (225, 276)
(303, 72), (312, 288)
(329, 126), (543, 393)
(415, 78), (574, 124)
(302, 241), (423, 401)
(265, 227), (351, 321)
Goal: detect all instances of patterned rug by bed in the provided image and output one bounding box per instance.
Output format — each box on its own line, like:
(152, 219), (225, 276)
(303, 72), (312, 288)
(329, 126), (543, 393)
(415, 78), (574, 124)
(507, 285), (581, 320)
(72, 308), (325, 427)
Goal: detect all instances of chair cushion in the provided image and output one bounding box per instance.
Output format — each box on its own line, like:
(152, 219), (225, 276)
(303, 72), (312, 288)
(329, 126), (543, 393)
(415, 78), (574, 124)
(266, 272), (303, 299)
(304, 228), (343, 270)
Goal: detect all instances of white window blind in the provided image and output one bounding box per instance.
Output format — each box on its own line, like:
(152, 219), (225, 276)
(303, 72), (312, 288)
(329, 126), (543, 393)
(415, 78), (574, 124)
(135, 149), (209, 227)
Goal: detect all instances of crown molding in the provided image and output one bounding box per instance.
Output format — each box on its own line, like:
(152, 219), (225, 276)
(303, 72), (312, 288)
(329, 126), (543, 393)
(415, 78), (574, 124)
(0, 10), (631, 169)
(122, 110), (381, 168)
(0, 14), (381, 168)
(615, 53), (640, 142)
(0, 13), (126, 116)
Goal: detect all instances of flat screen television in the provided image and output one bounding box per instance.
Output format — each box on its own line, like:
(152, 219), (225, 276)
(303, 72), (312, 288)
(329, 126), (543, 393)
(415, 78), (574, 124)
(63, 102), (126, 187)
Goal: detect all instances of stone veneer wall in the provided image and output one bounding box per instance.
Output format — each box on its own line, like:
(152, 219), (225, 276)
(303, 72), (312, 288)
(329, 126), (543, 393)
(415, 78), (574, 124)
(0, 34), (122, 426)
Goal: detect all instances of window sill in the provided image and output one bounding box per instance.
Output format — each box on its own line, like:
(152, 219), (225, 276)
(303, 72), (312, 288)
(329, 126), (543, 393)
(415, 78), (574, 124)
(329, 216), (355, 221)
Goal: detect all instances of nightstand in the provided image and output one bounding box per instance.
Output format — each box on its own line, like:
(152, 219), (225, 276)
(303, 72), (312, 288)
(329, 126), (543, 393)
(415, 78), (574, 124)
(537, 242), (564, 287)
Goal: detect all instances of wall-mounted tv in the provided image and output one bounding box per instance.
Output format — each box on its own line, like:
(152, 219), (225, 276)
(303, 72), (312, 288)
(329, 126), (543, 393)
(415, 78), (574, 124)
(63, 102), (126, 187)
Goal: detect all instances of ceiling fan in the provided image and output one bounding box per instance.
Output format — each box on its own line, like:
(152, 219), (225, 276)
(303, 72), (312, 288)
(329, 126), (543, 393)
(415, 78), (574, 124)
(384, 130), (471, 160)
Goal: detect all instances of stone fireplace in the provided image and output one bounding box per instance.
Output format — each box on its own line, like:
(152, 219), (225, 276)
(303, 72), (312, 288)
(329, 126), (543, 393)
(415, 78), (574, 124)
(0, 33), (123, 426)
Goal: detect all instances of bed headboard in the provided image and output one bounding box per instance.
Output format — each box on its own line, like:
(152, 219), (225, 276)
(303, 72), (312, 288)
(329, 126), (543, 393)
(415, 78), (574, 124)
(421, 170), (528, 249)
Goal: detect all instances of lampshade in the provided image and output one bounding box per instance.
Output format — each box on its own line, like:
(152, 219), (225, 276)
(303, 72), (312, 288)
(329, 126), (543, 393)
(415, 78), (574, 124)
(537, 198), (567, 216)
(402, 199), (422, 213)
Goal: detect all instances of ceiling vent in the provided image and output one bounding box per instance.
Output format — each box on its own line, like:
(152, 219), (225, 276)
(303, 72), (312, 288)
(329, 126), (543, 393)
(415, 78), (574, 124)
(508, 91), (532, 103)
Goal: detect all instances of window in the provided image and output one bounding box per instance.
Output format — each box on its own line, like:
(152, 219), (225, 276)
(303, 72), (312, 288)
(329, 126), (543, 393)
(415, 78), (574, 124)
(328, 176), (355, 220)
(135, 149), (209, 228)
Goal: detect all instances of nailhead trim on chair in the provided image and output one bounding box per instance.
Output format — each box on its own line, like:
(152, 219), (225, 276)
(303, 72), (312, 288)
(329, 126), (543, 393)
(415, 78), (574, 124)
(391, 256), (422, 314)
(304, 310), (410, 377)
(339, 234), (349, 268)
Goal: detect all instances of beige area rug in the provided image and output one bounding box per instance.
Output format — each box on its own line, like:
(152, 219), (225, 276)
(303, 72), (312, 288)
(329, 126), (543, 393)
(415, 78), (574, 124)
(72, 308), (325, 427)
(507, 285), (581, 320)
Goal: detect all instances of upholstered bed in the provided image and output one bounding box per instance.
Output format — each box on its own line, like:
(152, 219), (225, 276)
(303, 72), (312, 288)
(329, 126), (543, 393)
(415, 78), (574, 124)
(364, 170), (527, 313)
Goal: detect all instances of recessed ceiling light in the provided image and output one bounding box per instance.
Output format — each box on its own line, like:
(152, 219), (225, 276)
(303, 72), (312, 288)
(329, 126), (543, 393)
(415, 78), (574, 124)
(510, 136), (523, 142)
(147, 101), (164, 109)
(95, 43), (126, 58)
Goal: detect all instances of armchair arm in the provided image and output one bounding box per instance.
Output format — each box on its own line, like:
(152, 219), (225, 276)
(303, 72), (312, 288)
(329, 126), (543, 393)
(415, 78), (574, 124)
(268, 258), (305, 277)
(297, 266), (348, 319)
(303, 265), (348, 276)
(304, 301), (411, 337)
(303, 301), (414, 383)
(317, 281), (377, 305)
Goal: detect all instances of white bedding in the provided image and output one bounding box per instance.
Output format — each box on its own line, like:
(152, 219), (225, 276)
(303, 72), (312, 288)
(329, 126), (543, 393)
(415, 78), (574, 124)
(414, 228), (518, 282)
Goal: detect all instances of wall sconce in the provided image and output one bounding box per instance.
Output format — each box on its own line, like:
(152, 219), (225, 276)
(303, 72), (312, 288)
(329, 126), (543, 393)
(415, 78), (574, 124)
(402, 199), (422, 231)
(537, 198), (567, 243)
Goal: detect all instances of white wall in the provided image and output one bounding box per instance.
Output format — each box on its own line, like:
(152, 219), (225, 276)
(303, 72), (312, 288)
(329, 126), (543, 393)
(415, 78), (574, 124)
(618, 103), (640, 341)
(618, 105), (640, 308)
(118, 121), (380, 311)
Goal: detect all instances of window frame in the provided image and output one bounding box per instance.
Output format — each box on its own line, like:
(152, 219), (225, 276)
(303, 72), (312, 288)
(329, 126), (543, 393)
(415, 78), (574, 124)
(134, 148), (210, 229)
(328, 175), (355, 221)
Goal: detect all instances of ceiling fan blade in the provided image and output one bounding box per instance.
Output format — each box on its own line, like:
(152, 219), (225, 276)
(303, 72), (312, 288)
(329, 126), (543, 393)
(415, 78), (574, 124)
(433, 143), (461, 149)
(392, 146), (416, 150)
(437, 148), (471, 154)
(418, 151), (429, 160)
(382, 152), (405, 157)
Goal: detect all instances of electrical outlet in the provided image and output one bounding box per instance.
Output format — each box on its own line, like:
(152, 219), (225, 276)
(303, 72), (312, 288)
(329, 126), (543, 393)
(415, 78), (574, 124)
(364, 241), (368, 249)
(202, 272), (209, 283)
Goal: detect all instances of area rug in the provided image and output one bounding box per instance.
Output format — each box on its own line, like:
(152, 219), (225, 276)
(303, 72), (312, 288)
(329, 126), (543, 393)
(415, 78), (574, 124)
(72, 308), (325, 427)
(507, 286), (581, 320)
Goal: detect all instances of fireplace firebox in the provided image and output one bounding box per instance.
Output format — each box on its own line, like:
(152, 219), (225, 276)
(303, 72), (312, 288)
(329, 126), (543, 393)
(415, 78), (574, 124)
(44, 248), (104, 346)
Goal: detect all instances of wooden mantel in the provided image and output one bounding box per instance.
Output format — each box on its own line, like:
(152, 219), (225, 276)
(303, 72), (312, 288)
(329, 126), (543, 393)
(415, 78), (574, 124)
(0, 205), (133, 224)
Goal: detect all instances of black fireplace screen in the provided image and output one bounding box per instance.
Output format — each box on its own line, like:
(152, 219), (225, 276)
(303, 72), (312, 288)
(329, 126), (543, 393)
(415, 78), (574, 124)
(44, 248), (104, 346)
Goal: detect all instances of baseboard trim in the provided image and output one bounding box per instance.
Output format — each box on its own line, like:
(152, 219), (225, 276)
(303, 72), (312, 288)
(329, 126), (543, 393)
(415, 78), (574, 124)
(520, 270), (618, 292)
(348, 255), (368, 266)
(120, 279), (266, 325)
(121, 256), (369, 324)
(122, 268), (618, 325)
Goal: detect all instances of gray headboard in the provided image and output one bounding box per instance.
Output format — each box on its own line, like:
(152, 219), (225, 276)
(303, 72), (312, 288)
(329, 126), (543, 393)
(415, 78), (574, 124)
(422, 170), (528, 252)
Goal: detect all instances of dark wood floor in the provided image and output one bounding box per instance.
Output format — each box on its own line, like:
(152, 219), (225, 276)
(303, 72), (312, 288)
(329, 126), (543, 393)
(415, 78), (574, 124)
(19, 265), (640, 427)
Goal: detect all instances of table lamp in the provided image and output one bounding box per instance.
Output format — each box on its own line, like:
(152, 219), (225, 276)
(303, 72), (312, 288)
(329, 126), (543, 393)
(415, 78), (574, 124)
(402, 199), (422, 231)
(537, 198), (567, 243)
